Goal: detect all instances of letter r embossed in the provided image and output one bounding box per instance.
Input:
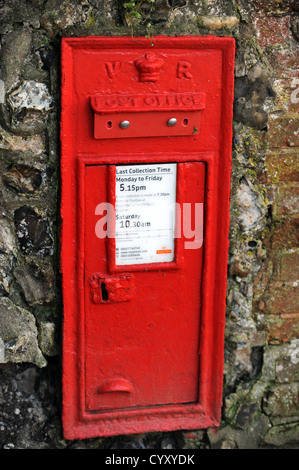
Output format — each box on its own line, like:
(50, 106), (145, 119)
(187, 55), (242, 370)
(177, 61), (192, 79)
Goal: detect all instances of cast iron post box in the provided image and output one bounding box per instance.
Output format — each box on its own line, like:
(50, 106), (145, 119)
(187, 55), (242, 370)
(61, 36), (235, 439)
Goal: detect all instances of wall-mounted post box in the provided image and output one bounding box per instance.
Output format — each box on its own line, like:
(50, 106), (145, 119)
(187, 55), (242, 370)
(61, 36), (235, 440)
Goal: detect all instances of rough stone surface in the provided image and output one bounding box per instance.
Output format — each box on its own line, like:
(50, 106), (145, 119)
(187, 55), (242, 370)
(263, 421), (299, 447)
(9, 81), (53, 113)
(14, 264), (55, 306)
(0, 0), (298, 450)
(197, 16), (239, 30)
(262, 383), (299, 418)
(0, 297), (46, 368)
(4, 80), (53, 136)
(207, 413), (270, 449)
(0, 217), (17, 256)
(2, 164), (42, 194)
(38, 322), (59, 357)
(14, 206), (54, 258)
(236, 178), (267, 232)
(234, 63), (275, 130)
(0, 27), (32, 92)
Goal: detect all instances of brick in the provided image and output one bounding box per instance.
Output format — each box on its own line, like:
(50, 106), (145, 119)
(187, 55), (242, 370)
(265, 150), (299, 184)
(253, 259), (275, 301)
(259, 281), (298, 315)
(280, 251), (299, 281)
(270, 217), (299, 250)
(272, 78), (299, 114)
(271, 47), (299, 78)
(272, 184), (299, 220)
(268, 114), (299, 148)
(254, 15), (290, 47)
(263, 313), (299, 343)
(250, 1), (298, 15)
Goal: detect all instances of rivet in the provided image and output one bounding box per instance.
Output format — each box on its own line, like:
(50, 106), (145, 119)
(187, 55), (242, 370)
(120, 120), (130, 129)
(167, 118), (177, 127)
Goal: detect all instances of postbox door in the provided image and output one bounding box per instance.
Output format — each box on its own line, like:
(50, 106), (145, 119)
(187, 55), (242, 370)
(84, 161), (205, 412)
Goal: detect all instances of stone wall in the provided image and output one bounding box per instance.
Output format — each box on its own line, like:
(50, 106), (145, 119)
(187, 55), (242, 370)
(0, 0), (298, 449)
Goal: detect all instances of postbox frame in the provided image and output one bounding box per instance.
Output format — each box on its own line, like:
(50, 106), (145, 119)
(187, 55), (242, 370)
(61, 36), (235, 439)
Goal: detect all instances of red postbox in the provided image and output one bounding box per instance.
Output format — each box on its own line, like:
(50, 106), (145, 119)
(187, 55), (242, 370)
(61, 36), (235, 439)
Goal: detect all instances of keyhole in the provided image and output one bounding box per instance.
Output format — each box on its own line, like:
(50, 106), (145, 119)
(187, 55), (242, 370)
(183, 118), (189, 126)
(107, 121), (112, 129)
(101, 282), (109, 301)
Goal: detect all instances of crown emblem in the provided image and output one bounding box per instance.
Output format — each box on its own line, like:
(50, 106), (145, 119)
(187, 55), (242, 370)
(134, 53), (164, 82)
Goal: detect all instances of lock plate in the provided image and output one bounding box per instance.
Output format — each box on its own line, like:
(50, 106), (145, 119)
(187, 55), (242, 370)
(89, 273), (134, 304)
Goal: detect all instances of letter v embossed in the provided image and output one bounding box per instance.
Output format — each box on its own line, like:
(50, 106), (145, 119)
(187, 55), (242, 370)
(105, 61), (121, 78)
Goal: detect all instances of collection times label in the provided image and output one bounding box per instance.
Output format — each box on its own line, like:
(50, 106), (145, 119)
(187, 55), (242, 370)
(115, 163), (177, 265)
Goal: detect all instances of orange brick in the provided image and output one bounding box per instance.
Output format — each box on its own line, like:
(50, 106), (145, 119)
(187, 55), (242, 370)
(273, 78), (299, 114)
(280, 251), (299, 281)
(272, 184), (299, 220)
(272, 47), (299, 79)
(264, 313), (299, 344)
(259, 281), (298, 315)
(254, 15), (290, 47)
(268, 114), (299, 148)
(270, 217), (299, 250)
(266, 150), (299, 184)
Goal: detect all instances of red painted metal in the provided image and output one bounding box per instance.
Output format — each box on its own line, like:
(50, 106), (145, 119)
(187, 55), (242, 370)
(61, 36), (235, 440)
(91, 92), (205, 139)
(84, 162), (205, 413)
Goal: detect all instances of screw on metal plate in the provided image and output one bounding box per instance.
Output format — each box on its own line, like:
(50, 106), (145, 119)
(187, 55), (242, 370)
(120, 120), (130, 129)
(167, 118), (177, 127)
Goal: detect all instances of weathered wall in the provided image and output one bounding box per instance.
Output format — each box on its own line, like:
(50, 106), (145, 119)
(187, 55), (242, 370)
(0, 0), (298, 449)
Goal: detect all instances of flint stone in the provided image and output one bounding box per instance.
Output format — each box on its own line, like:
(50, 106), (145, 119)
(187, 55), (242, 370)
(2, 164), (42, 193)
(0, 297), (46, 367)
(0, 4), (14, 35)
(38, 322), (58, 356)
(0, 217), (17, 255)
(236, 179), (266, 232)
(6, 81), (53, 136)
(234, 63), (275, 129)
(8, 81), (53, 113)
(15, 367), (38, 395)
(0, 27), (32, 92)
(0, 251), (15, 296)
(14, 264), (55, 306)
(0, 127), (46, 155)
(0, 79), (4, 104)
(0, 264), (12, 295)
(40, 0), (92, 38)
(236, 403), (259, 429)
(14, 206), (54, 258)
